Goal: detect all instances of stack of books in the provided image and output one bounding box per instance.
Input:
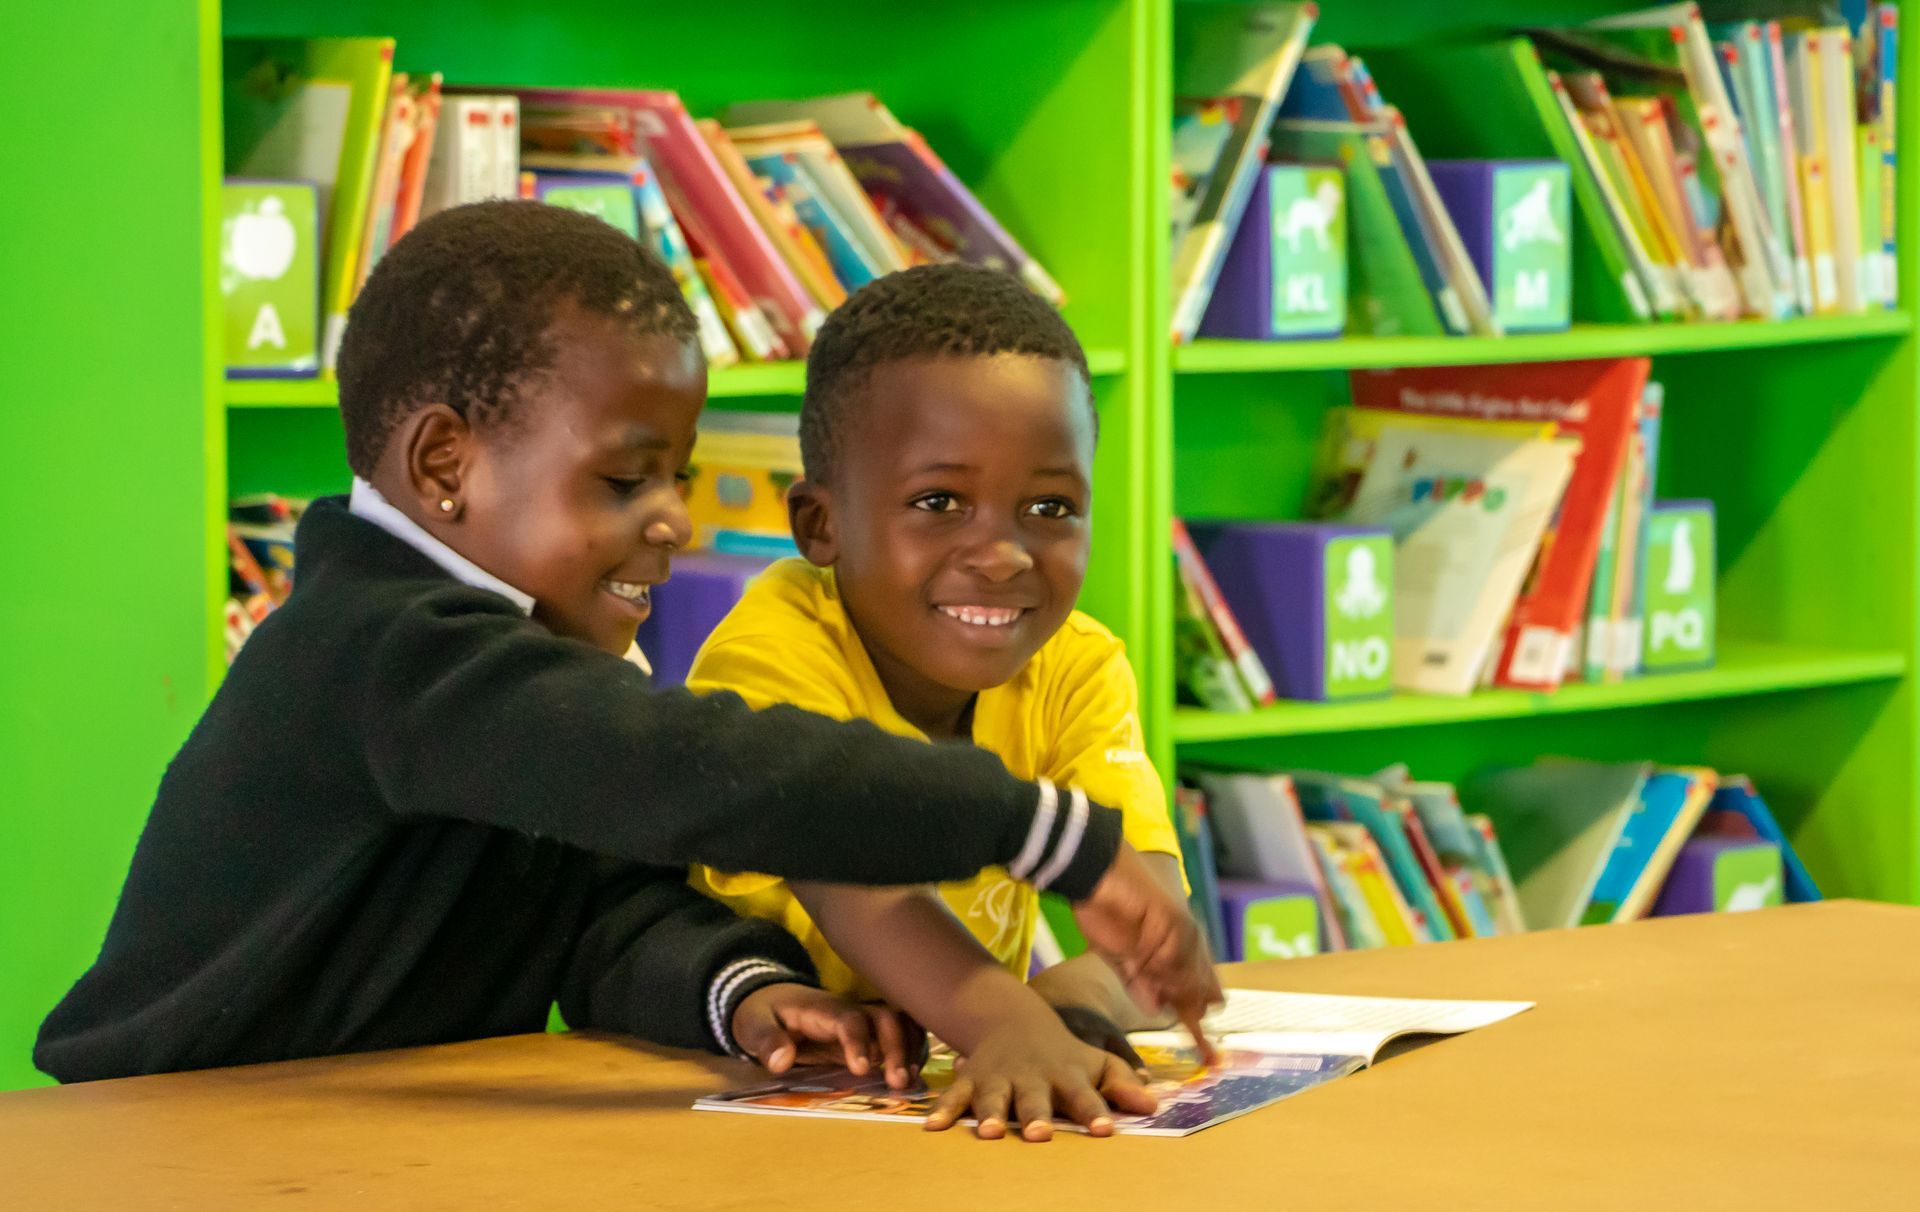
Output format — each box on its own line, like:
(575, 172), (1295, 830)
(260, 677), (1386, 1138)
(222, 38), (1058, 376)
(1173, 3), (1901, 339)
(1175, 759), (1819, 962)
(1176, 356), (1716, 708)
(223, 494), (306, 660)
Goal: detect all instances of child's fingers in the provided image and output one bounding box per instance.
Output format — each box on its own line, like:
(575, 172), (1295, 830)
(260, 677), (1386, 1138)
(737, 1015), (798, 1074)
(924, 1076), (973, 1133)
(1012, 1077), (1055, 1142)
(1181, 1009), (1220, 1066)
(829, 1008), (875, 1076)
(1054, 1076), (1118, 1137)
(970, 1076), (1013, 1140)
(867, 1006), (912, 1089)
(1096, 1054), (1161, 1118)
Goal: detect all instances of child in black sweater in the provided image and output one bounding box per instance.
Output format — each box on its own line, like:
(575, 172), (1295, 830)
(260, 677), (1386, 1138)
(37, 202), (1215, 1136)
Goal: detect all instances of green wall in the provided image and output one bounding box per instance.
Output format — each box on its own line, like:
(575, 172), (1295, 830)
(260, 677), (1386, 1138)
(0, 2), (217, 1090)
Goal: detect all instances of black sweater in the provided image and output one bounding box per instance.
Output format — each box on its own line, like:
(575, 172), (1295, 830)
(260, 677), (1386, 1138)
(37, 499), (1119, 1082)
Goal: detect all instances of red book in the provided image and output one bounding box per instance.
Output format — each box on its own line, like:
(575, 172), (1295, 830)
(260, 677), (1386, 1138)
(1347, 358), (1647, 691)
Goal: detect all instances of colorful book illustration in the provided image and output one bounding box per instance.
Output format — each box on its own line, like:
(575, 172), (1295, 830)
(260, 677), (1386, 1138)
(1291, 773), (1456, 944)
(1333, 416), (1579, 696)
(723, 91), (1064, 307)
(1347, 358), (1647, 692)
(698, 989), (1529, 1137)
(1168, 2), (1319, 341)
(223, 37), (395, 374)
(726, 120), (913, 277)
(683, 411), (802, 555)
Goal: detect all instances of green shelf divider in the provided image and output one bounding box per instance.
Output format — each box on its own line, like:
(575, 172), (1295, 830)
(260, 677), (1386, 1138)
(1176, 312), (1914, 375)
(1172, 641), (1908, 744)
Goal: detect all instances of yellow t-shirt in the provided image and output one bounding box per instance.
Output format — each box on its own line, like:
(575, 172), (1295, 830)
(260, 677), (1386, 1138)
(685, 558), (1181, 1001)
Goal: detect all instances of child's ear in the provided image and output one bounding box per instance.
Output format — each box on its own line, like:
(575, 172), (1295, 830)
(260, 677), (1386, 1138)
(403, 404), (474, 520)
(787, 479), (839, 567)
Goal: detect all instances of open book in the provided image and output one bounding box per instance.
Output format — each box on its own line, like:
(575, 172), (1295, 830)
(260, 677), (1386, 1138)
(693, 988), (1532, 1137)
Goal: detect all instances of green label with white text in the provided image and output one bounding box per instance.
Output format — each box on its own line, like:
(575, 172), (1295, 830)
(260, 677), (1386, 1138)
(1492, 164), (1571, 331)
(1323, 533), (1393, 699)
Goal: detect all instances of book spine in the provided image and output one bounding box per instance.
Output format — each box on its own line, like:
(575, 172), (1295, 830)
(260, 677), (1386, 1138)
(491, 97), (520, 201)
(1626, 382), (1664, 676)
(1545, 69), (1661, 319)
(1172, 519), (1277, 705)
(1818, 31), (1868, 311)
(1767, 23), (1816, 314)
(1879, 5), (1899, 307)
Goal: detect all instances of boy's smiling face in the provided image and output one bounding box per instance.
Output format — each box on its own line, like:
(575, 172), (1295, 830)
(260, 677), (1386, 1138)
(791, 354), (1094, 737)
(382, 303), (703, 655)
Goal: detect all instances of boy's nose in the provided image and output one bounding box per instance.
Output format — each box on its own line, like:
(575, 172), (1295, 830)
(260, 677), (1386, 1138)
(963, 537), (1034, 583)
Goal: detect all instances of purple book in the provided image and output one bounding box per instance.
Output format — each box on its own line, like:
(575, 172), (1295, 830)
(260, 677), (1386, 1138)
(838, 137), (1064, 305)
(1188, 521), (1394, 702)
(634, 551), (774, 686)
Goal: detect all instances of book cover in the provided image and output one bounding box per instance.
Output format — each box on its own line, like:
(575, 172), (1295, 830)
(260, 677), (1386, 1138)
(1173, 548), (1256, 713)
(1168, 2), (1319, 341)
(742, 150), (882, 291)
(1464, 813), (1529, 933)
(354, 72), (415, 292)
(1588, 766), (1719, 922)
(1348, 357), (1647, 692)
(223, 37), (395, 374)
(421, 96), (498, 218)
(1463, 759), (1651, 930)
(1332, 821), (1424, 945)
(1763, 21), (1817, 313)
(1172, 97), (1243, 258)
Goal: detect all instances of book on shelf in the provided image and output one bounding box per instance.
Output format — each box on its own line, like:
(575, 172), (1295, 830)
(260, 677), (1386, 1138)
(1169, 2), (1319, 342)
(223, 37), (396, 374)
(1175, 756), (1811, 954)
(1171, 518), (1277, 708)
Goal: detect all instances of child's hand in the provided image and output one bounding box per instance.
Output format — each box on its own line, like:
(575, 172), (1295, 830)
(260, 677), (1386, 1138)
(922, 1016), (1159, 1141)
(1050, 1004), (1147, 1071)
(730, 983), (924, 1089)
(1070, 842), (1224, 1044)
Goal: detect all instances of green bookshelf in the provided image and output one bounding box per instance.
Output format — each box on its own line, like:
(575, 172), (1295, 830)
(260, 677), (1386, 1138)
(2, 0), (1916, 1093)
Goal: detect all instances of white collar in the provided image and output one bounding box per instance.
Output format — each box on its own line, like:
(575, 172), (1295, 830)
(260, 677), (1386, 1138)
(349, 478), (536, 613)
(347, 478), (653, 675)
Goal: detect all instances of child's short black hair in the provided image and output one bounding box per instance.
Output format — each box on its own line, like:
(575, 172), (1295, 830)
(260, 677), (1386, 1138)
(800, 263), (1092, 483)
(337, 200), (698, 478)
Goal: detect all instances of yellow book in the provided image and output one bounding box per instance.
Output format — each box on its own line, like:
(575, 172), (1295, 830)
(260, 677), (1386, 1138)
(1801, 156), (1838, 312)
(1330, 823), (1419, 946)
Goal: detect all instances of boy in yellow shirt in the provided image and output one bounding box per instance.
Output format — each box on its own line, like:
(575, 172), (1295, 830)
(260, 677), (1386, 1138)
(688, 264), (1200, 1108)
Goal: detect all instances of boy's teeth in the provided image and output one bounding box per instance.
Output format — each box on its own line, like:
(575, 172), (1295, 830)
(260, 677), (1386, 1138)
(604, 580), (651, 603)
(939, 605), (1021, 627)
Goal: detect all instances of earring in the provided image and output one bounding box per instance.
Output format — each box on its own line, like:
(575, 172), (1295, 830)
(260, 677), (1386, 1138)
(438, 498), (456, 514)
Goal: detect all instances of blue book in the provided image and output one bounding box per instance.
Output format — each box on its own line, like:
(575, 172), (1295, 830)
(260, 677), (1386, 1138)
(1278, 46), (1356, 121)
(1581, 769), (1711, 924)
(744, 151), (883, 290)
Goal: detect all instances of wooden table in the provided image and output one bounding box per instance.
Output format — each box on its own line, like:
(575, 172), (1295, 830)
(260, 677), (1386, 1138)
(5, 902), (1917, 1209)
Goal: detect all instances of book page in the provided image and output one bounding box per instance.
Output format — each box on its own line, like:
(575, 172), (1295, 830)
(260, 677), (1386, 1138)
(1131, 987), (1533, 1063)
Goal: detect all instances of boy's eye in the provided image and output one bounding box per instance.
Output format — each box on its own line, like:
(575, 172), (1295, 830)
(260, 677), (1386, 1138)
(604, 476), (644, 496)
(911, 492), (959, 513)
(1027, 498), (1079, 520)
